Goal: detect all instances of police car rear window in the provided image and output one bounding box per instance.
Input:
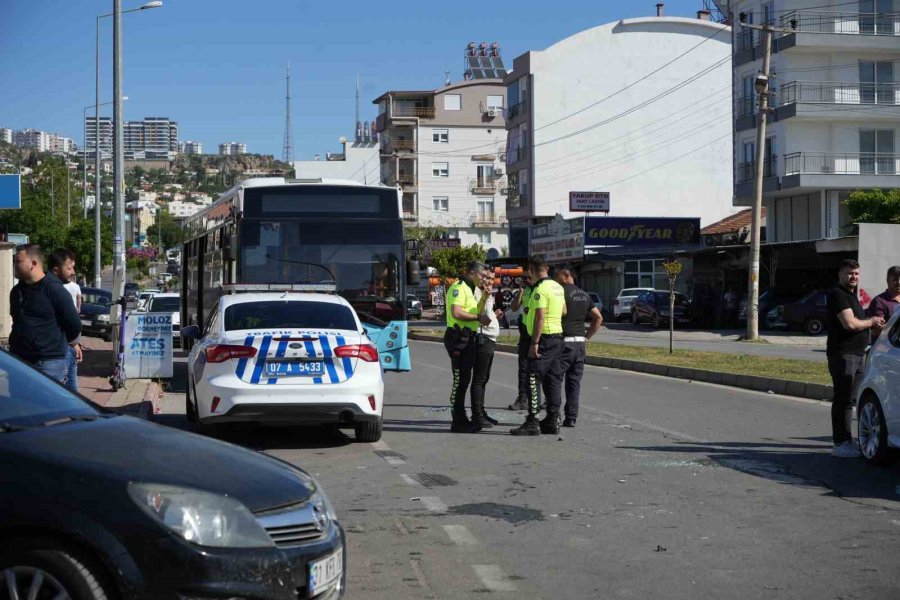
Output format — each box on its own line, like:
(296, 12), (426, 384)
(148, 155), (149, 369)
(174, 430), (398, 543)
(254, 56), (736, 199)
(224, 301), (358, 332)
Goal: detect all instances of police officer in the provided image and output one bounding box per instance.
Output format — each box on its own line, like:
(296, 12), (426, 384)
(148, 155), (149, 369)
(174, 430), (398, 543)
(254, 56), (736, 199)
(555, 267), (603, 427)
(444, 261), (492, 433)
(508, 273), (536, 411)
(511, 255), (566, 436)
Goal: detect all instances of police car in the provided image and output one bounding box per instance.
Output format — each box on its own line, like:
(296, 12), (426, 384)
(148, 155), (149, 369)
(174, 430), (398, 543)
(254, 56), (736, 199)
(182, 288), (385, 442)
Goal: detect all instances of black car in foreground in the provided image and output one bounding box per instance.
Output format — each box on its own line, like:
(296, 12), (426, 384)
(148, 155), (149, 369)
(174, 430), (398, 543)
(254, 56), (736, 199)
(0, 350), (345, 600)
(79, 287), (114, 341)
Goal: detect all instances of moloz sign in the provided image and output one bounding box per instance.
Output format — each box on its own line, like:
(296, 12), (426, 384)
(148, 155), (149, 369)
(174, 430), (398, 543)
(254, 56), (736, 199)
(584, 217), (700, 247)
(124, 312), (174, 378)
(569, 191), (609, 212)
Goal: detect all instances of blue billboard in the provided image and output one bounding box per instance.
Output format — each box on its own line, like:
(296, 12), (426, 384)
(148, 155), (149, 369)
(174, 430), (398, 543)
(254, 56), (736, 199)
(0, 174), (21, 209)
(584, 217), (700, 247)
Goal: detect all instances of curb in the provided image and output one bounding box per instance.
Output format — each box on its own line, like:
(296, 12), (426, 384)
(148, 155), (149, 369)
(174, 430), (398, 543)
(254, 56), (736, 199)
(409, 333), (833, 402)
(137, 382), (162, 420)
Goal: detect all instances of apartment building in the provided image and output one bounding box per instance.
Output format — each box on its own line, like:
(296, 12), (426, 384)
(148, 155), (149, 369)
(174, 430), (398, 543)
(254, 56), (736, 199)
(218, 142), (247, 156)
(293, 137), (380, 181)
(503, 13), (733, 240)
(717, 0), (900, 247)
(178, 141), (203, 155)
(84, 116), (178, 160)
(373, 43), (509, 253)
(0, 128), (12, 144)
(85, 117), (113, 159)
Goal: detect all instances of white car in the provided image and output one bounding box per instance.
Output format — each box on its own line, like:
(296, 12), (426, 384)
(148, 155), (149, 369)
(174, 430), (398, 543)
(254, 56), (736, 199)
(182, 292), (384, 442)
(613, 287), (655, 321)
(854, 308), (900, 465)
(136, 288), (160, 311)
(146, 292), (181, 347)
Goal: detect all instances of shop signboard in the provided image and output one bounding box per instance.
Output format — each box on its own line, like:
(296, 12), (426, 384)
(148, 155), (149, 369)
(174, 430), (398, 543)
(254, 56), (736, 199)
(530, 216), (584, 263)
(569, 191), (610, 212)
(584, 217), (700, 247)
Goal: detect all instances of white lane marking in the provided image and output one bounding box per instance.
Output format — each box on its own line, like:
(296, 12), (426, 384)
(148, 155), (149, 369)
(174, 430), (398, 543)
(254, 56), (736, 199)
(400, 474), (419, 486)
(472, 565), (517, 592)
(443, 524), (479, 546)
(412, 338), (830, 406)
(420, 496), (448, 512)
(371, 440), (390, 451)
(409, 558), (431, 591)
(385, 456), (406, 466)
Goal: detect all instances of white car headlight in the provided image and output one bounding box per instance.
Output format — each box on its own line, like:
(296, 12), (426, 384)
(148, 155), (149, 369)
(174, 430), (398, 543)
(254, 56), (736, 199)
(97, 314), (110, 322)
(128, 483), (274, 548)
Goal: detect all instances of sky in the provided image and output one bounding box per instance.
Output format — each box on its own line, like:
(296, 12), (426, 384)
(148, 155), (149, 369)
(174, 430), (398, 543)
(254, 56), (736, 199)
(0, 0), (717, 160)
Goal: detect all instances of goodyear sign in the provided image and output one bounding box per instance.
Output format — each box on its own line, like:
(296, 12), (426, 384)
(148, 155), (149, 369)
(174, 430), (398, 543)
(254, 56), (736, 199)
(584, 217), (700, 247)
(124, 312), (174, 378)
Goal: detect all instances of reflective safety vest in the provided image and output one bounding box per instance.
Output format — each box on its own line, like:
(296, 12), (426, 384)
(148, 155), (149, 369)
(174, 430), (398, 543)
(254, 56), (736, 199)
(445, 280), (479, 331)
(525, 278), (565, 336)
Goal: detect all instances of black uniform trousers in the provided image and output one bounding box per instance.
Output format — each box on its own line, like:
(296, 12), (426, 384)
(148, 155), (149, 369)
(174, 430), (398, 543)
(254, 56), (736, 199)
(516, 328), (531, 402)
(559, 341), (587, 420)
(526, 335), (563, 417)
(827, 353), (864, 445)
(445, 328), (477, 417)
(470, 335), (495, 414)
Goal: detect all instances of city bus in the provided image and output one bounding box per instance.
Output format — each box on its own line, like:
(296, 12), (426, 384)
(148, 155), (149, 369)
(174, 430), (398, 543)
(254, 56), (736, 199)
(181, 177), (418, 371)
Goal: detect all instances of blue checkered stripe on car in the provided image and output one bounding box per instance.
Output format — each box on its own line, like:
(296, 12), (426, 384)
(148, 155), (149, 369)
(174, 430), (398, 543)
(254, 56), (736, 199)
(234, 334), (355, 385)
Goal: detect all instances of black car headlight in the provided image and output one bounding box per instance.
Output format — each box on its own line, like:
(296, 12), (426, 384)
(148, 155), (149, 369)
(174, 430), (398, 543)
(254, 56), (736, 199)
(128, 483), (274, 548)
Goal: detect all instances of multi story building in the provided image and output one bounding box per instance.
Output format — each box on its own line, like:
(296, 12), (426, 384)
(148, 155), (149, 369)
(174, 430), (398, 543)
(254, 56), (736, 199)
(166, 199), (205, 219)
(372, 43), (510, 253)
(293, 136), (380, 182)
(0, 128), (12, 144)
(179, 141), (203, 155)
(716, 0), (900, 251)
(50, 136), (77, 154)
(85, 117), (113, 159)
(85, 116), (178, 160)
(13, 129), (53, 152)
(218, 142), (247, 156)
(503, 12), (733, 237)
(143, 117), (178, 159)
(124, 121), (144, 159)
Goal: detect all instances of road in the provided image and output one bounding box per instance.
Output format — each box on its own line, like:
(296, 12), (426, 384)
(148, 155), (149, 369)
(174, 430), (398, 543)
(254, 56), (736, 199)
(159, 341), (899, 599)
(411, 320), (827, 362)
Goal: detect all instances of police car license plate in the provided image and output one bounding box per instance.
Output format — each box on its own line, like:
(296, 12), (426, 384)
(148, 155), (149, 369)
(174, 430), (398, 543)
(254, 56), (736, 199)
(309, 547), (342, 596)
(264, 361), (324, 377)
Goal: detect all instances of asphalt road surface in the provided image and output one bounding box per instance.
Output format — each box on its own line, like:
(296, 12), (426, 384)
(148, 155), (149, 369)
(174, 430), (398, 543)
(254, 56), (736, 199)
(159, 341), (899, 599)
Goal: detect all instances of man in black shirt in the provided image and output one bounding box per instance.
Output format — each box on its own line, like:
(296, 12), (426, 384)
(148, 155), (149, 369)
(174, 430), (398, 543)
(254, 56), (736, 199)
(554, 268), (603, 427)
(826, 259), (884, 458)
(9, 244), (82, 383)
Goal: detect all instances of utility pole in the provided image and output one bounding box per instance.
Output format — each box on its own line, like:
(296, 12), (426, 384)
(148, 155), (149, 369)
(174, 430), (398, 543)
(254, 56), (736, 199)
(67, 163), (71, 227)
(113, 0), (125, 304)
(737, 13), (795, 340)
(51, 171), (55, 218)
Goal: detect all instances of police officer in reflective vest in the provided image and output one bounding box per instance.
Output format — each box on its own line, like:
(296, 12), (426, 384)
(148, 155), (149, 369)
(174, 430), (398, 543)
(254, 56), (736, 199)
(508, 273), (540, 411)
(444, 261), (492, 433)
(511, 255), (566, 436)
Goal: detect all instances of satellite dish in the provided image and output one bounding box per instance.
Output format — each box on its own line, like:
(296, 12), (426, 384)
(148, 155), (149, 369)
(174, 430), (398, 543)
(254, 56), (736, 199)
(486, 248), (500, 261)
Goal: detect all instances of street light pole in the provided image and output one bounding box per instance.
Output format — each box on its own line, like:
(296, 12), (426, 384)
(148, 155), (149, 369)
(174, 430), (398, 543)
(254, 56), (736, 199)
(113, 0), (125, 303)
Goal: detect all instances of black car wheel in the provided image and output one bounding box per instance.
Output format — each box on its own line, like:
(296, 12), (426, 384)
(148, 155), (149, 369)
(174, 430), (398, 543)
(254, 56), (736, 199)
(857, 394), (896, 466)
(0, 541), (112, 600)
(631, 310), (639, 325)
(803, 317), (825, 336)
(651, 314), (662, 329)
(355, 418), (383, 443)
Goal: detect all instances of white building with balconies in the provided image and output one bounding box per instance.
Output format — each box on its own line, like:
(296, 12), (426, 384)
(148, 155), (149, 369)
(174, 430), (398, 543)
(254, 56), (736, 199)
(720, 0), (899, 246)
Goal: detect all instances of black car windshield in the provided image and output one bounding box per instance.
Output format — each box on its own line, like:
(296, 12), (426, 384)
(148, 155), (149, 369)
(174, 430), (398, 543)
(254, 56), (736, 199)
(149, 297), (180, 312)
(224, 301), (358, 331)
(82, 289), (111, 305)
(0, 351), (99, 428)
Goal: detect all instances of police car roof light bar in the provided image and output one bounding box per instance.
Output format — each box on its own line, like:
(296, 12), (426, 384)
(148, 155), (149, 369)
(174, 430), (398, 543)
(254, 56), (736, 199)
(221, 283), (337, 294)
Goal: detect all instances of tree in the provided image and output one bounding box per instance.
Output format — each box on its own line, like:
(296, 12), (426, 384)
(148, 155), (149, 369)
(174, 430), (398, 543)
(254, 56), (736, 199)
(146, 209), (183, 250)
(0, 157), (70, 251)
(66, 217), (113, 282)
(844, 188), (900, 224)
(430, 244), (486, 280)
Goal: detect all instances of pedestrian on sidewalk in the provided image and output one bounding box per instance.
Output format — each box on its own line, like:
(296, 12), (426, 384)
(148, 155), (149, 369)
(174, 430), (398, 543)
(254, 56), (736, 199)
(470, 267), (501, 429)
(48, 248), (83, 392)
(865, 265), (900, 339)
(555, 267), (603, 428)
(508, 274), (541, 411)
(826, 259), (884, 458)
(443, 261), (492, 433)
(9, 244), (82, 383)
(511, 255), (566, 437)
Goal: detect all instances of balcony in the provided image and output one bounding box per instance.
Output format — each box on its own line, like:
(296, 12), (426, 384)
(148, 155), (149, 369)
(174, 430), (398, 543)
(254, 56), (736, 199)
(470, 212), (506, 228)
(776, 81), (900, 121)
(781, 152), (900, 191)
(734, 160), (779, 203)
(507, 146), (528, 166)
(391, 106), (436, 119)
(508, 99), (528, 120)
(776, 11), (900, 52)
(736, 160), (777, 184)
(470, 179), (497, 195)
(382, 139), (416, 155)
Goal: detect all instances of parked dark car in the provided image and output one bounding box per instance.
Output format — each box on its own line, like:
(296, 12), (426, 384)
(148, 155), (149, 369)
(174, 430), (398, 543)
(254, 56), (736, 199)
(738, 289), (803, 327)
(0, 349), (346, 600)
(79, 287), (113, 341)
(407, 294), (423, 319)
(631, 290), (692, 328)
(124, 282), (140, 301)
(780, 290), (828, 335)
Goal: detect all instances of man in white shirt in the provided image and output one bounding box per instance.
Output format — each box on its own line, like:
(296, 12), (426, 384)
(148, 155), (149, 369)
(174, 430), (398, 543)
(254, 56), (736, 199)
(470, 267), (502, 429)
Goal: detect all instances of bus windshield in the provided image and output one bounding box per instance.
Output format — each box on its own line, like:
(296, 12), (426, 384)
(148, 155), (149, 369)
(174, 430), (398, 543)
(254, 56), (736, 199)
(239, 219), (403, 321)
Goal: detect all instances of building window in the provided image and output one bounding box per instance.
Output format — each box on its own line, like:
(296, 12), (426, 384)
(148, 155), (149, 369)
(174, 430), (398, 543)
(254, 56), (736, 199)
(477, 199), (495, 221)
(762, 1), (774, 25)
(432, 196), (449, 212)
(623, 259), (668, 290)
(477, 232), (492, 245)
(518, 168), (528, 203)
(486, 95), (504, 110)
(432, 129), (449, 143)
(859, 129), (895, 174)
(432, 162), (449, 177)
(444, 94), (461, 111)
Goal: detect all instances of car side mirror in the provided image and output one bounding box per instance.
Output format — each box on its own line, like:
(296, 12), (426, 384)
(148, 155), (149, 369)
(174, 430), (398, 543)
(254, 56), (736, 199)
(180, 325), (200, 340)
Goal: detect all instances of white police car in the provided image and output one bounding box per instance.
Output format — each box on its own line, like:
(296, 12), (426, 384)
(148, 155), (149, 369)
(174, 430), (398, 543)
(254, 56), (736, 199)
(182, 290), (385, 442)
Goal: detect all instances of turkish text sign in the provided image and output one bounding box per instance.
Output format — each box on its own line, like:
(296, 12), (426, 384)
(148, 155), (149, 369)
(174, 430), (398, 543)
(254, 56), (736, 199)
(569, 191), (609, 212)
(584, 217), (700, 247)
(124, 312), (174, 378)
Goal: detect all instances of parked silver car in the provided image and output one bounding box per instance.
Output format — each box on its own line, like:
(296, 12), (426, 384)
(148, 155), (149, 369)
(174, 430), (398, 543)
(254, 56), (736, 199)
(854, 309), (900, 465)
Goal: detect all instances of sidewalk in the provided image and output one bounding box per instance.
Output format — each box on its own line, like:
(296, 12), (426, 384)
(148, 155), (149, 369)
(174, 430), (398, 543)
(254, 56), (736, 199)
(78, 336), (161, 418)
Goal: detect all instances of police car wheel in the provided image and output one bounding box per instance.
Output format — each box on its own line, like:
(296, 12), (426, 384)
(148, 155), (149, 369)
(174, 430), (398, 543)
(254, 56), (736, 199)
(355, 418), (383, 443)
